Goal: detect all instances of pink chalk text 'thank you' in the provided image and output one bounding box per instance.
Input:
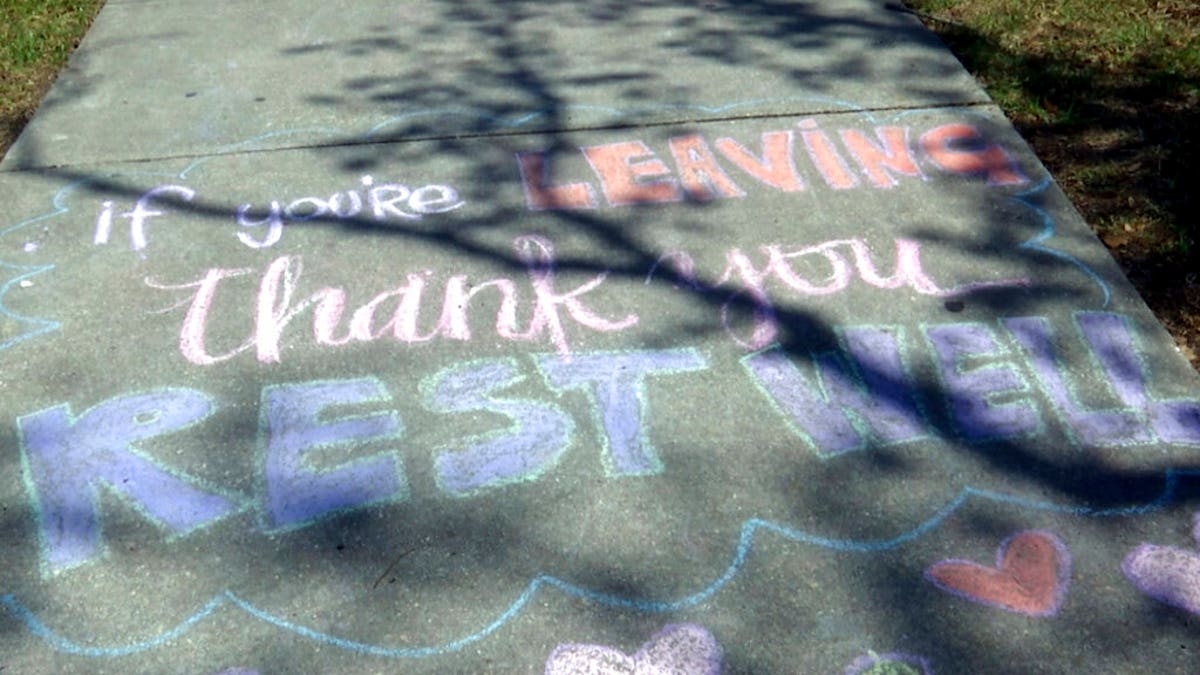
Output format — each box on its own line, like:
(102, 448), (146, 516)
(147, 234), (1005, 365)
(148, 235), (637, 364)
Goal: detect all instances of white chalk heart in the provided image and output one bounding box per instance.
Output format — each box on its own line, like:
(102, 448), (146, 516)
(1123, 512), (1200, 615)
(545, 623), (722, 674)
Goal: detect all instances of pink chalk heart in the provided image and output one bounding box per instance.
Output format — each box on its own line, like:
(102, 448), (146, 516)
(1122, 512), (1200, 615)
(924, 530), (1070, 617)
(545, 623), (722, 675)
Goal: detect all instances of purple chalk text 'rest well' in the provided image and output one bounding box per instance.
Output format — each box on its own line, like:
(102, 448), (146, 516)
(18, 349), (702, 574)
(15, 312), (1200, 575)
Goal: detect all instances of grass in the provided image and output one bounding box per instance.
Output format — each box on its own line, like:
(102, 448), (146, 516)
(904, 0), (1200, 367)
(0, 0), (106, 158)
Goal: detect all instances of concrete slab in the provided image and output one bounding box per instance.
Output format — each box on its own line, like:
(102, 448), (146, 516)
(3, 2), (1200, 674)
(1, 0), (987, 170)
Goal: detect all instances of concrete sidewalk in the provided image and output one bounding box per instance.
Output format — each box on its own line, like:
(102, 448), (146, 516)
(2, 1), (1199, 673)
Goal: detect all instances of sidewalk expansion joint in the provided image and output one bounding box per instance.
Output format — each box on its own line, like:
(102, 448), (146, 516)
(0, 100), (995, 174)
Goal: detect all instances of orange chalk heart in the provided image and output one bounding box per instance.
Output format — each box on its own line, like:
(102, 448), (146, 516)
(925, 530), (1070, 617)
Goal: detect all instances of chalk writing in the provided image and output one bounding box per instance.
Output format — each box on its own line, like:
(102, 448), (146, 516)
(92, 185), (196, 252)
(924, 530), (1071, 617)
(746, 312), (1200, 455)
(536, 349), (707, 476)
(93, 177), (463, 252)
(1122, 512), (1200, 616)
(919, 123), (1028, 186)
(1006, 316), (1152, 446)
(15, 313), (1200, 576)
(545, 623), (723, 674)
(5, 105), (1111, 367)
(147, 229), (1025, 364)
(714, 130), (805, 192)
(651, 237), (1027, 350)
(261, 378), (406, 530)
(925, 322), (1040, 442)
(838, 125), (925, 189)
(147, 234), (638, 364)
(16, 390), (241, 575)
(424, 359), (575, 497)
(1011, 313), (1200, 446)
(427, 350), (710, 495)
(234, 176), (464, 249)
(517, 119), (1028, 210)
(4, 102), (1195, 672)
(797, 117), (859, 189)
(742, 327), (927, 458)
(14, 349), (710, 571)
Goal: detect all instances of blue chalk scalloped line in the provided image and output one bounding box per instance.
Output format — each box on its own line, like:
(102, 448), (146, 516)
(0, 180), (76, 351)
(0, 170), (190, 352)
(3, 470), (1193, 659)
(1014, 178), (1112, 307)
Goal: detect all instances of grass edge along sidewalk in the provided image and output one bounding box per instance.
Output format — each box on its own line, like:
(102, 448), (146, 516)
(901, 0), (1200, 369)
(0, 0), (105, 159)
